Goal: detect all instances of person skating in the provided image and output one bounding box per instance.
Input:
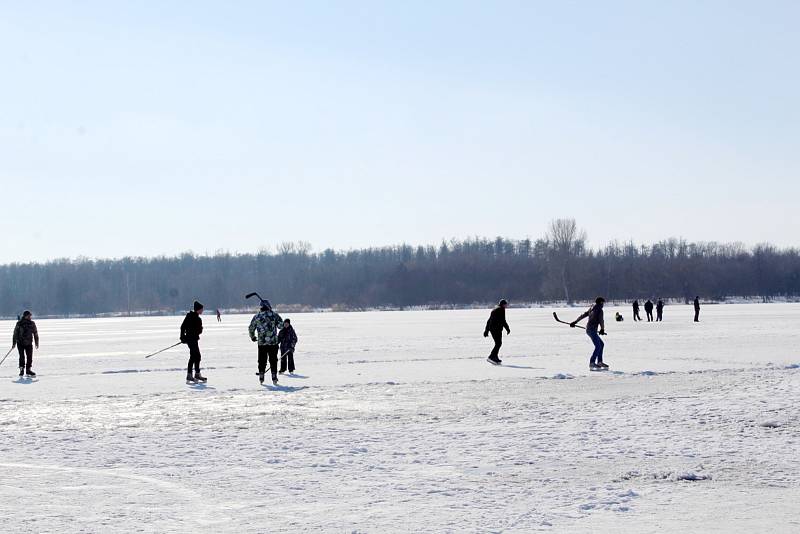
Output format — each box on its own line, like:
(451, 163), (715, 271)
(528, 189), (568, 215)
(216, 309), (222, 323)
(571, 297), (607, 370)
(632, 300), (641, 321)
(180, 301), (206, 383)
(694, 296), (701, 322)
(484, 299), (510, 365)
(12, 311), (39, 377)
(644, 300), (654, 322)
(249, 299), (284, 385)
(278, 318), (298, 374)
(656, 299), (664, 321)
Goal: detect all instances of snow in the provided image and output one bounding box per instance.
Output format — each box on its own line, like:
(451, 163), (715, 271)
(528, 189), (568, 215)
(1, 303), (799, 532)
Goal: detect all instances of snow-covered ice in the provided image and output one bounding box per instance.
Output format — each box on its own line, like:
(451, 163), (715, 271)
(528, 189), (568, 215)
(1, 303), (799, 532)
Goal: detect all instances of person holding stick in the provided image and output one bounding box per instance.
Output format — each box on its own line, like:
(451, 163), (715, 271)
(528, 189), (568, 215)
(180, 301), (206, 383)
(12, 311), (39, 377)
(571, 297), (608, 370)
(249, 299), (284, 385)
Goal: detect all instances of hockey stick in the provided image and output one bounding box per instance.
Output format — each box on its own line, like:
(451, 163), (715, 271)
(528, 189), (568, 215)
(552, 312), (585, 330)
(0, 347), (14, 367)
(145, 341), (183, 359)
(245, 292), (263, 301)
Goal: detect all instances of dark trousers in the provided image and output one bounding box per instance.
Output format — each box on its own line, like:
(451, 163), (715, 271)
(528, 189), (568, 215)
(186, 340), (201, 375)
(587, 330), (604, 365)
(489, 330), (503, 360)
(17, 345), (33, 369)
(279, 350), (295, 373)
(646, 310), (653, 322)
(656, 309), (663, 321)
(258, 344), (279, 378)
(694, 309), (700, 322)
(633, 309), (641, 321)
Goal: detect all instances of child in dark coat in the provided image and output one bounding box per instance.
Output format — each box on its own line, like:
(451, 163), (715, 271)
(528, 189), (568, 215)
(278, 319), (298, 374)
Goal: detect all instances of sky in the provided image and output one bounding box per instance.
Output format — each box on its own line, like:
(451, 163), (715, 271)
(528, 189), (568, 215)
(1, 0), (798, 264)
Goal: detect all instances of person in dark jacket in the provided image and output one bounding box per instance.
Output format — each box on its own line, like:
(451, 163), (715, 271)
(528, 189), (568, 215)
(484, 299), (510, 365)
(656, 299), (664, 321)
(12, 310), (39, 377)
(632, 300), (641, 321)
(180, 301), (206, 383)
(644, 300), (654, 322)
(278, 318), (298, 374)
(571, 297), (607, 370)
(694, 296), (700, 322)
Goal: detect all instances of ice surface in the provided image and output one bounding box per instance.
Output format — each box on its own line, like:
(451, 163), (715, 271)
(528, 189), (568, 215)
(1, 303), (799, 532)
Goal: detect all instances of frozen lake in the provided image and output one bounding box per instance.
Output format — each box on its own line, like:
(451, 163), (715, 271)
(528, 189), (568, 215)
(1, 303), (799, 532)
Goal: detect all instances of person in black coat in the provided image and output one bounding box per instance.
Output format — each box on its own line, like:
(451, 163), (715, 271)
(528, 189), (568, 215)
(278, 319), (298, 374)
(484, 299), (510, 365)
(644, 300), (654, 322)
(180, 301), (206, 383)
(12, 310), (39, 377)
(656, 299), (664, 321)
(694, 296), (700, 322)
(632, 300), (641, 321)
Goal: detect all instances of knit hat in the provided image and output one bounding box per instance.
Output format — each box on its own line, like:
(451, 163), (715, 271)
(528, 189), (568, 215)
(21, 310), (31, 318)
(193, 301), (204, 312)
(260, 299), (272, 311)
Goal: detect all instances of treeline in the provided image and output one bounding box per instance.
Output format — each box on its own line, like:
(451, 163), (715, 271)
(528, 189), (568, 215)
(1, 220), (799, 317)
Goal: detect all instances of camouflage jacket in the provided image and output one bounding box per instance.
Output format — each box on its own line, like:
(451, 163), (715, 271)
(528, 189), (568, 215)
(248, 309), (284, 345)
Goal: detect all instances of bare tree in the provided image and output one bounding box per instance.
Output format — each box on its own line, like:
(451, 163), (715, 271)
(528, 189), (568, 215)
(547, 218), (587, 304)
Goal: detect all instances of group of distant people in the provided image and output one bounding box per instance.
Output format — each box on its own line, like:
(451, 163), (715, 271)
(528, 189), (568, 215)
(630, 297), (701, 323)
(631, 299), (664, 322)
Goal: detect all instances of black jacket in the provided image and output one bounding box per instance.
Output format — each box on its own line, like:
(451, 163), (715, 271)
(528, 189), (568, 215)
(13, 318), (39, 347)
(278, 326), (298, 354)
(180, 311), (203, 343)
(577, 305), (605, 332)
(485, 306), (509, 334)
(694, 298), (700, 310)
(644, 301), (654, 312)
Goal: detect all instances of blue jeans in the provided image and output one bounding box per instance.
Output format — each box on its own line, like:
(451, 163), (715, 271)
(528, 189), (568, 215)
(587, 330), (604, 365)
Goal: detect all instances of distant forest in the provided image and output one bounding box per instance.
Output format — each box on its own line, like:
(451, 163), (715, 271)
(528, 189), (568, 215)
(1, 219), (799, 317)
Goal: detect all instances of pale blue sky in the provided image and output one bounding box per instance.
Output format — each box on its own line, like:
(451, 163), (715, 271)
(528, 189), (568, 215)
(1, 1), (798, 263)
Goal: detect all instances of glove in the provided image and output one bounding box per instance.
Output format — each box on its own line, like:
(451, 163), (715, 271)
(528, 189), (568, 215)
(250, 337), (257, 342)
(505, 328), (511, 335)
(180, 337), (187, 344)
(483, 331), (488, 338)
(599, 330), (607, 336)
(569, 322), (576, 328)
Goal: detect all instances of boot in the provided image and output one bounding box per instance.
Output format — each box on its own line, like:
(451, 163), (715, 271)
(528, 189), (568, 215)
(186, 373), (197, 383)
(194, 372), (207, 383)
(19, 367), (24, 377)
(25, 368), (36, 377)
(259, 373), (265, 384)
